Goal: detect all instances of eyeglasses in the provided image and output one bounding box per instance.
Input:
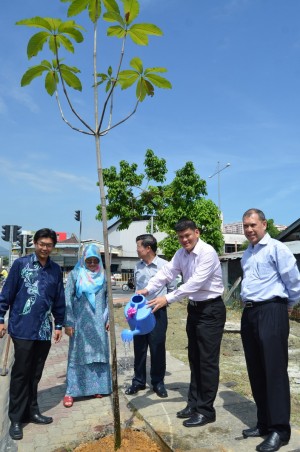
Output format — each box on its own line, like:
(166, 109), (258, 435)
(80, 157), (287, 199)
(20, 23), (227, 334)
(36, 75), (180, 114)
(85, 259), (99, 264)
(37, 241), (54, 249)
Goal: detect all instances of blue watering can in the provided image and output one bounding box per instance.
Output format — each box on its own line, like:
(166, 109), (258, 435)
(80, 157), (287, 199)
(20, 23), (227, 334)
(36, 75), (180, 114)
(121, 294), (156, 342)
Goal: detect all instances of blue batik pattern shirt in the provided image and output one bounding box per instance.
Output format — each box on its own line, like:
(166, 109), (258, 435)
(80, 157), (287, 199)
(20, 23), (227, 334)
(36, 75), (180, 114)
(0, 253), (65, 340)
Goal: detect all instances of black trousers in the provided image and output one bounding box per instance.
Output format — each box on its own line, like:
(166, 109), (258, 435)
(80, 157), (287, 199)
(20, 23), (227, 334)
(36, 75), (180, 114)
(132, 307), (167, 387)
(9, 338), (51, 422)
(241, 302), (291, 440)
(186, 298), (226, 418)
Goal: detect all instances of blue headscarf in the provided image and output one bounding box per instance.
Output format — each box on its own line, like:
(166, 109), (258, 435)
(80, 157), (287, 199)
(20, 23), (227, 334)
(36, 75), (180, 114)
(75, 244), (105, 310)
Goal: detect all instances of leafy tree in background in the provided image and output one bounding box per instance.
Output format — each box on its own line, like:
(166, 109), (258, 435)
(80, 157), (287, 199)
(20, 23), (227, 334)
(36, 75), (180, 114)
(17, 1), (171, 448)
(266, 219), (280, 238)
(97, 149), (224, 259)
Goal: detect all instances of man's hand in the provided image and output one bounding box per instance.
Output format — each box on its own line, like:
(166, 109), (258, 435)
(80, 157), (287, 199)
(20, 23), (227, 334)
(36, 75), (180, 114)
(288, 306), (293, 317)
(0, 324), (6, 339)
(105, 322), (110, 332)
(146, 296), (168, 313)
(136, 289), (149, 296)
(53, 329), (62, 343)
(64, 326), (74, 338)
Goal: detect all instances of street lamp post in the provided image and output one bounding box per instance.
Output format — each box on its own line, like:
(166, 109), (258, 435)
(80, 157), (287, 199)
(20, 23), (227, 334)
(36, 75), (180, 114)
(209, 162), (231, 212)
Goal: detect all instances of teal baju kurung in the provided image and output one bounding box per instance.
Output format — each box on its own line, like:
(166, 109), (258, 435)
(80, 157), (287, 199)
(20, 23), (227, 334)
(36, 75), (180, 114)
(64, 268), (111, 397)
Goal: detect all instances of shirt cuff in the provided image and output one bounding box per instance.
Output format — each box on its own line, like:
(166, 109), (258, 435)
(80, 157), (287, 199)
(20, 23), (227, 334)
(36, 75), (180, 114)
(165, 293), (176, 304)
(55, 325), (63, 330)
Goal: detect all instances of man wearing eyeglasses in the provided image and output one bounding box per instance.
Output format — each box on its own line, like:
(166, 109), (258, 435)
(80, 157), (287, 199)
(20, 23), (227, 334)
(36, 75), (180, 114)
(0, 228), (65, 441)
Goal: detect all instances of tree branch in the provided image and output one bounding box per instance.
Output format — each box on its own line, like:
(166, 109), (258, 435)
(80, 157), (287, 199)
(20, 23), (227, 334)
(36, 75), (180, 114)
(97, 28), (127, 135)
(99, 99), (140, 135)
(54, 36), (95, 135)
(55, 91), (94, 135)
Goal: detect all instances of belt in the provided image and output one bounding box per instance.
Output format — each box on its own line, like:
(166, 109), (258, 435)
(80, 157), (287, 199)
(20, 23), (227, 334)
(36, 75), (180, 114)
(244, 297), (287, 308)
(188, 296), (223, 307)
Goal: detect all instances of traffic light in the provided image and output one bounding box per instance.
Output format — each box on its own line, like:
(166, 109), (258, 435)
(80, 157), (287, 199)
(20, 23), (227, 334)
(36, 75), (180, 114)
(26, 235), (34, 247)
(17, 235), (24, 253)
(13, 225), (22, 243)
(1, 225), (10, 242)
(74, 210), (81, 221)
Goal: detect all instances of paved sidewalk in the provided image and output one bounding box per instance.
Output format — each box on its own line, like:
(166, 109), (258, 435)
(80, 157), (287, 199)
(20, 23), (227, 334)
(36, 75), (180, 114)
(0, 301), (300, 451)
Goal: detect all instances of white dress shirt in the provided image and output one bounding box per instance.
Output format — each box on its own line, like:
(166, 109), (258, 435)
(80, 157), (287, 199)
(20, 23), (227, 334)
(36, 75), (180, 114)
(145, 239), (224, 304)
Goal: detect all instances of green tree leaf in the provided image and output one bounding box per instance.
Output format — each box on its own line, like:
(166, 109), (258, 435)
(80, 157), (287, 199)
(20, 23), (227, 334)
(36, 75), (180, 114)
(103, 0), (120, 14)
(145, 73), (172, 89)
(66, 0), (90, 17)
(60, 65), (82, 90)
(129, 23), (163, 37)
(144, 67), (167, 74)
(27, 32), (50, 58)
(123, 0), (139, 25)
(57, 25), (84, 42)
(107, 25), (126, 38)
(118, 72), (138, 89)
(103, 11), (125, 25)
(20, 63), (50, 86)
(45, 70), (59, 95)
(56, 34), (75, 53)
(130, 57), (143, 72)
(128, 28), (149, 45)
(16, 16), (53, 31)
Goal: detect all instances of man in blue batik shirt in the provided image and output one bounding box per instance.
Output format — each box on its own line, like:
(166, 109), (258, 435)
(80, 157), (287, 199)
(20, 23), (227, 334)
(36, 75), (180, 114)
(0, 228), (65, 441)
(240, 209), (300, 452)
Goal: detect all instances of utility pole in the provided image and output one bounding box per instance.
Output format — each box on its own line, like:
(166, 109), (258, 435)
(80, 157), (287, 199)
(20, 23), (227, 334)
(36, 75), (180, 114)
(209, 162), (231, 212)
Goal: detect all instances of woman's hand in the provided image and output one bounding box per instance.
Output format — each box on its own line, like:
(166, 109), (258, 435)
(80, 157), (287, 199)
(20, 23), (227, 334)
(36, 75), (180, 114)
(53, 330), (62, 343)
(65, 326), (74, 337)
(0, 324), (6, 339)
(105, 322), (110, 332)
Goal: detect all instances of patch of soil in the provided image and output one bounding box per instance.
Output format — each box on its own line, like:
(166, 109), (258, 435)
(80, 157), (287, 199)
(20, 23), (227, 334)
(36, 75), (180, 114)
(73, 429), (162, 452)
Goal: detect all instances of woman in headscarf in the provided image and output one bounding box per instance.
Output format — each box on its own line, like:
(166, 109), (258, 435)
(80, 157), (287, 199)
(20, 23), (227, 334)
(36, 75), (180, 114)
(63, 244), (111, 408)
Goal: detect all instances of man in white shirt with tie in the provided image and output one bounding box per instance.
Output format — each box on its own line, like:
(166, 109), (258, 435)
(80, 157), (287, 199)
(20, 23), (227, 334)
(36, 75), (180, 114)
(137, 218), (226, 428)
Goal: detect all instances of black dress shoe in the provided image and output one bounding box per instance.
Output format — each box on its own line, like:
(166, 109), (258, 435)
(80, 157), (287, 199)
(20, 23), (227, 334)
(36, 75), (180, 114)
(9, 422), (23, 440)
(183, 413), (216, 428)
(153, 383), (168, 398)
(29, 413), (53, 424)
(256, 432), (288, 452)
(243, 426), (269, 438)
(125, 384), (146, 395)
(176, 406), (196, 418)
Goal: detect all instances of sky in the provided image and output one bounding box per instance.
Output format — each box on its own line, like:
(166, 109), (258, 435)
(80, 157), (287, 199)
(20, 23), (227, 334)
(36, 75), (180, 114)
(1, 0), (300, 250)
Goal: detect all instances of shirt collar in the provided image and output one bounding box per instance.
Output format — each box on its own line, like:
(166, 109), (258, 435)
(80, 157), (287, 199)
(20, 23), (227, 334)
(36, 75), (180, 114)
(141, 255), (159, 267)
(250, 232), (270, 250)
(183, 238), (202, 256)
(31, 252), (51, 268)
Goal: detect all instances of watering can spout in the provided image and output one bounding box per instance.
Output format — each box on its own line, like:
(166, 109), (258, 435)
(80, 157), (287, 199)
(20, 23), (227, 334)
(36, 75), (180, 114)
(121, 328), (141, 342)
